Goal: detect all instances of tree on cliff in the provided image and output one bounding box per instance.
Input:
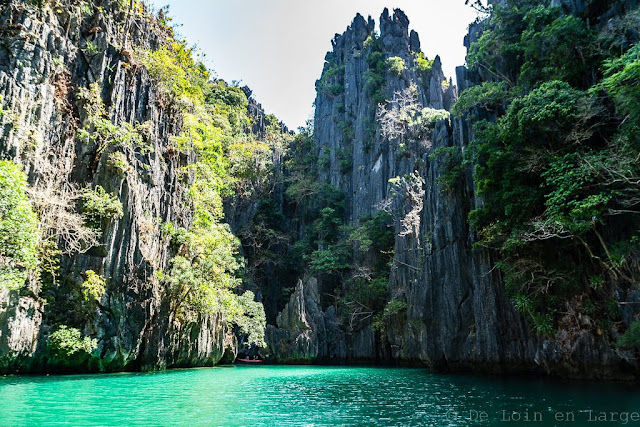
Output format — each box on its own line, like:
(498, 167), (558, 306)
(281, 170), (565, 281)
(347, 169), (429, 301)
(0, 161), (39, 290)
(455, 0), (640, 338)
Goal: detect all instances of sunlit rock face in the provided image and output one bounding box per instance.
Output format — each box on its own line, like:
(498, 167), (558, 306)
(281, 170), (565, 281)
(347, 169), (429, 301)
(299, 7), (533, 372)
(0, 0), (235, 373)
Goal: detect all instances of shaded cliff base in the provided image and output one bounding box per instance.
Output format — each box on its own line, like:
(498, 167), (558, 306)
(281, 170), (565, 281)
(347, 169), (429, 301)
(265, 277), (639, 381)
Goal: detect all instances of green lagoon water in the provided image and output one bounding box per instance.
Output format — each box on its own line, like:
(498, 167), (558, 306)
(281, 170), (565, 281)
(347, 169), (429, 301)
(0, 365), (639, 426)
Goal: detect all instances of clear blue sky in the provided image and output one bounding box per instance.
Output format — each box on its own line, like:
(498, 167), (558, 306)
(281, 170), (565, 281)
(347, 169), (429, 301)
(147, 1), (480, 130)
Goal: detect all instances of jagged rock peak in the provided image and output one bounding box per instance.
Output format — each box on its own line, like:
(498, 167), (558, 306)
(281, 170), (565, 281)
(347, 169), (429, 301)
(409, 29), (421, 52)
(380, 8), (410, 39)
(380, 8), (413, 54)
(331, 12), (375, 49)
(351, 12), (375, 32)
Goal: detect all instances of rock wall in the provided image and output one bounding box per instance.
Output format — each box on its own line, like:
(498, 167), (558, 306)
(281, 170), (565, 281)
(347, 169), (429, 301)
(409, 1), (639, 379)
(265, 277), (377, 363)
(267, 8), (455, 366)
(0, 0), (235, 373)
(313, 9), (453, 222)
(267, 5), (640, 380)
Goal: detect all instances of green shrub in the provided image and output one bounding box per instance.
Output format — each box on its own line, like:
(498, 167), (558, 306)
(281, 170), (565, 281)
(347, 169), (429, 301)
(161, 219), (266, 346)
(0, 95), (10, 117)
(428, 146), (464, 191)
(81, 270), (106, 302)
(384, 299), (407, 316)
(452, 81), (510, 117)
(599, 42), (640, 132)
(48, 325), (97, 357)
(314, 207), (343, 244)
(139, 42), (209, 109)
(226, 291), (267, 347)
(161, 221), (190, 248)
(77, 83), (147, 154)
(363, 33), (379, 50)
(373, 299), (407, 333)
(0, 161), (39, 290)
(364, 35), (387, 105)
(81, 186), (124, 224)
(617, 320), (640, 349)
(344, 274), (389, 315)
(329, 84), (344, 96)
(309, 246), (351, 275)
(318, 148), (331, 171)
(316, 61), (345, 97)
(349, 211), (394, 253)
(339, 150), (352, 174)
(387, 56), (406, 76)
(396, 143), (410, 161)
(414, 52), (434, 73)
(410, 108), (450, 139)
(107, 151), (129, 176)
(532, 313), (555, 336)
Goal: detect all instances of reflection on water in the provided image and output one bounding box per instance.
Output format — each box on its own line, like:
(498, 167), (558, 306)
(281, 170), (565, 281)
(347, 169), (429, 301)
(0, 365), (638, 426)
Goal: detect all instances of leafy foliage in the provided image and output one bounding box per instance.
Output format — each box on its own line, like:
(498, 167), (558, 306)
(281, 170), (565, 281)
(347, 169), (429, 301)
(139, 41), (209, 110)
(48, 325), (97, 357)
(310, 246), (351, 275)
(0, 161), (39, 290)
(387, 56), (406, 76)
(458, 0), (640, 336)
(378, 85), (449, 142)
(107, 151), (129, 176)
(139, 40), (272, 346)
(413, 52), (434, 73)
(81, 186), (124, 225)
(410, 108), (450, 139)
(81, 270), (106, 302)
(617, 320), (640, 349)
(77, 83), (148, 154)
(428, 146), (464, 191)
(316, 60), (345, 97)
(373, 298), (407, 333)
(363, 33), (387, 105)
(599, 42), (640, 135)
(229, 291), (267, 347)
(344, 210), (395, 313)
(452, 81), (510, 117)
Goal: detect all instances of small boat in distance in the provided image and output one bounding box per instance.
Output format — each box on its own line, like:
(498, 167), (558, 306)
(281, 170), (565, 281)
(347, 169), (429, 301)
(236, 358), (263, 363)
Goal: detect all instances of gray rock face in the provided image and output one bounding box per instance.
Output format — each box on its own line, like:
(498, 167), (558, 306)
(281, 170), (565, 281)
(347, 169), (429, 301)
(0, 286), (42, 372)
(276, 8), (449, 365)
(0, 1), (234, 373)
(313, 7), (450, 226)
(385, 114), (537, 373)
(265, 277), (376, 363)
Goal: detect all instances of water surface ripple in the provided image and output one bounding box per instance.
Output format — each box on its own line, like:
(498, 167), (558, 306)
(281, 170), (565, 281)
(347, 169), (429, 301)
(0, 365), (638, 426)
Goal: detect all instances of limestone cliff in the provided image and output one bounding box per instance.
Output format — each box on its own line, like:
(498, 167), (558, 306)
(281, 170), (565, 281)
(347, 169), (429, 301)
(0, 0), (241, 373)
(266, 8), (455, 365)
(265, 5), (640, 380)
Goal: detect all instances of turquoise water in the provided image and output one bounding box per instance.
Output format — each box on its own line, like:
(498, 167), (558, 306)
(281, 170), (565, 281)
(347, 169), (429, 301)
(0, 366), (639, 426)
